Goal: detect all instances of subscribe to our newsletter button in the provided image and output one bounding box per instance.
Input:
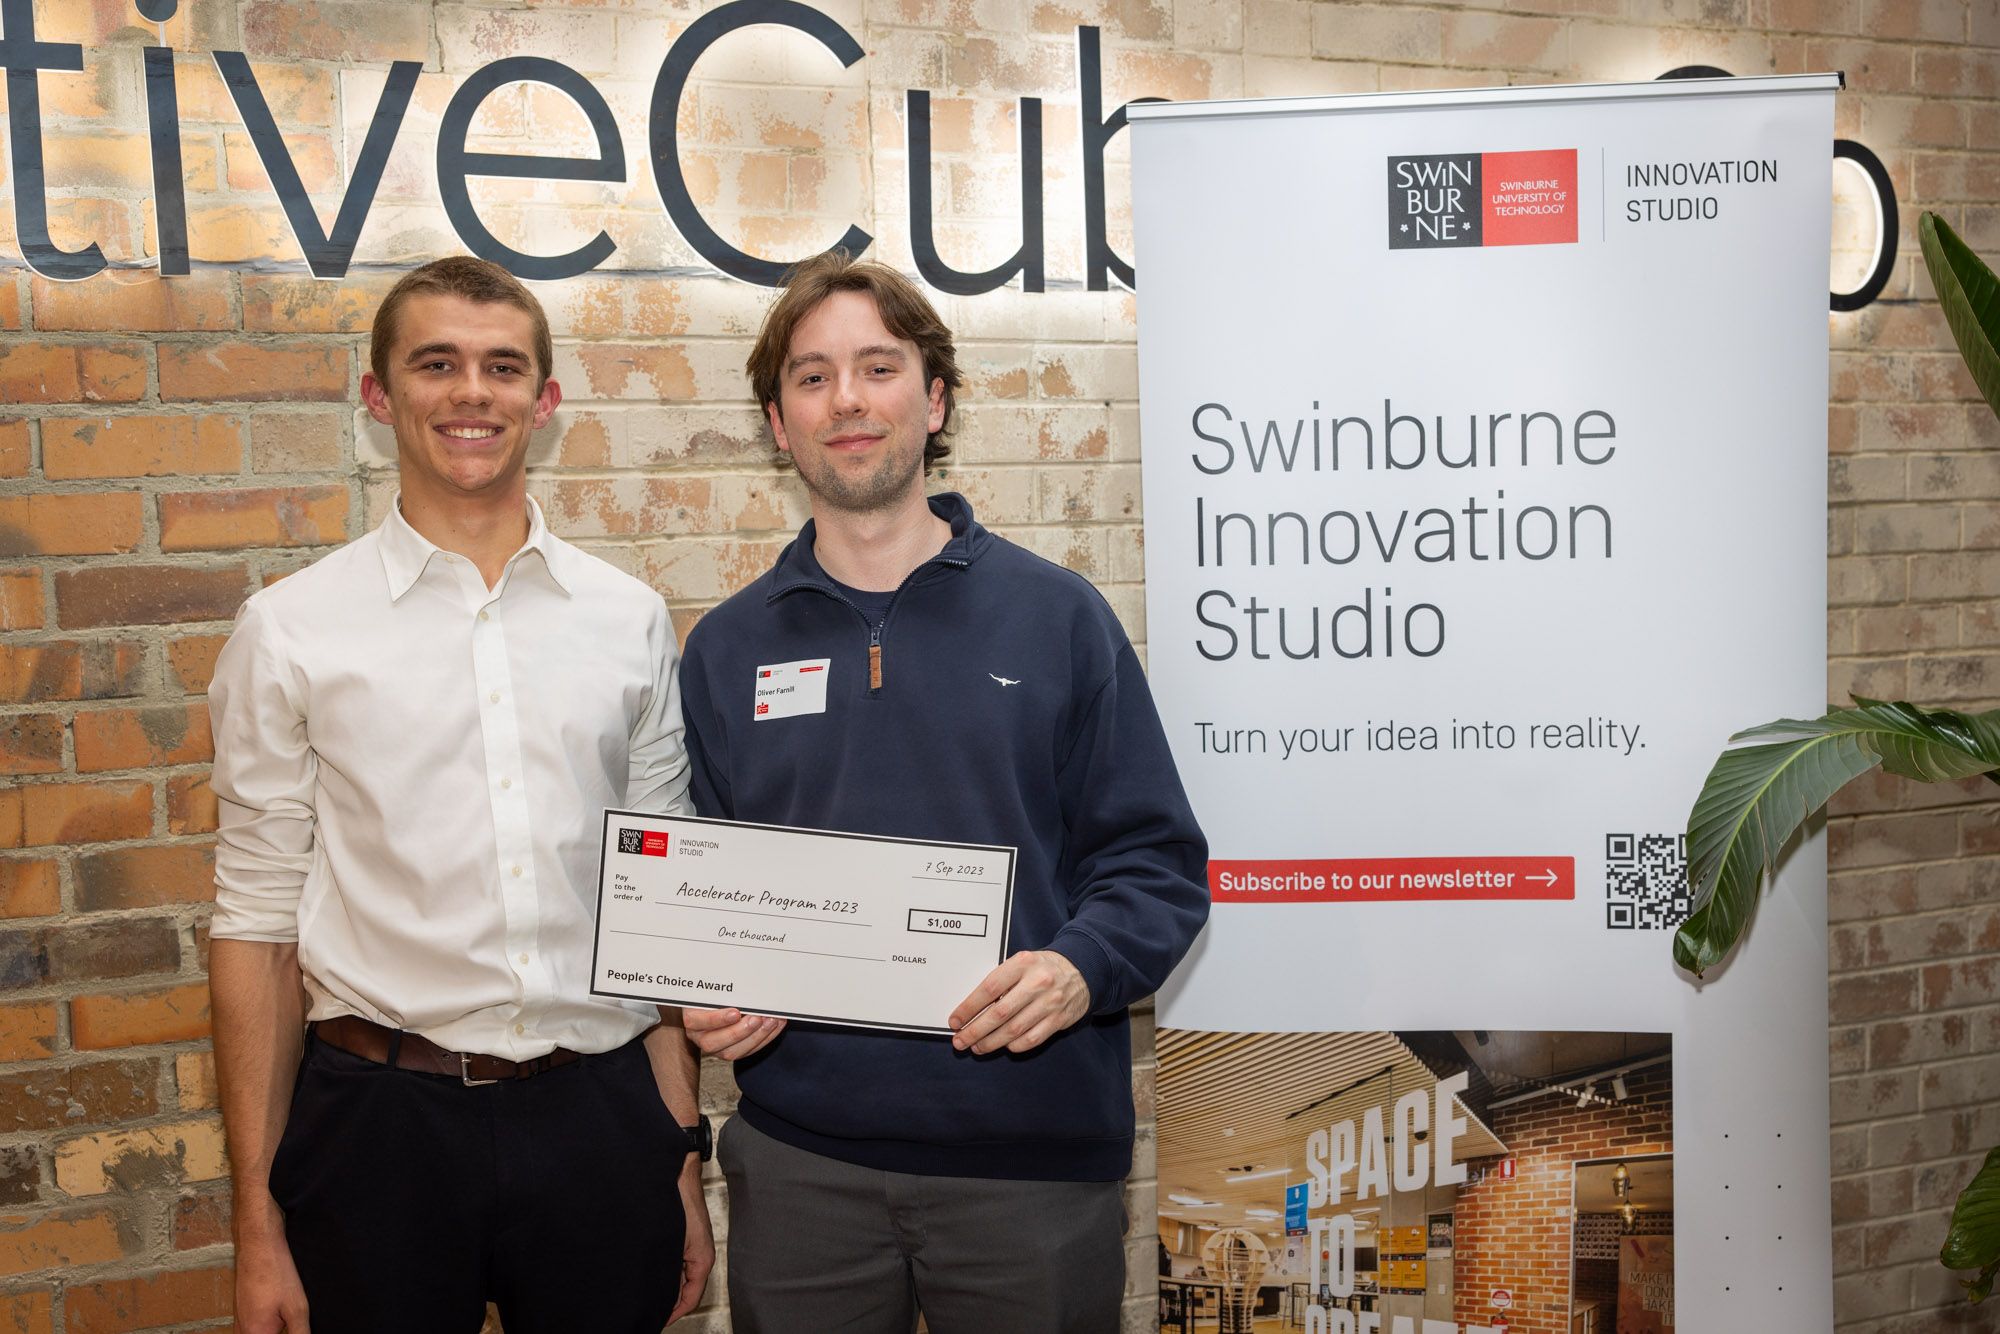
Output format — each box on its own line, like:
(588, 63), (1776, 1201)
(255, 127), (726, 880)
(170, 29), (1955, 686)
(1209, 856), (1575, 903)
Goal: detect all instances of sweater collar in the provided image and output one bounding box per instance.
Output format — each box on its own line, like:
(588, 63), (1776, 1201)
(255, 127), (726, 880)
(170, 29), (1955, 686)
(767, 492), (985, 603)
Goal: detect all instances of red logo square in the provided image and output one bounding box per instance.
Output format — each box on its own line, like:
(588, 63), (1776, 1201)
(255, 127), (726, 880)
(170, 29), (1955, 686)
(640, 831), (670, 857)
(1482, 149), (1577, 247)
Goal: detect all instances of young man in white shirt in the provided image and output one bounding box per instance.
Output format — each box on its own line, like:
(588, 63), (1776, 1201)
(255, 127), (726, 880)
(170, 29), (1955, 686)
(208, 258), (712, 1334)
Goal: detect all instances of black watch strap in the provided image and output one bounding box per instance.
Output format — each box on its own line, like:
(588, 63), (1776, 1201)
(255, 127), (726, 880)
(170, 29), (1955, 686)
(681, 1113), (713, 1161)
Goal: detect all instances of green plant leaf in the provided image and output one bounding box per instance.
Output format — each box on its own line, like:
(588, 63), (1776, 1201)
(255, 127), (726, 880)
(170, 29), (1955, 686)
(1920, 212), (2000, 423)
(1674, 702), (2000, 976)
(1942, 1146), (2000, 1302)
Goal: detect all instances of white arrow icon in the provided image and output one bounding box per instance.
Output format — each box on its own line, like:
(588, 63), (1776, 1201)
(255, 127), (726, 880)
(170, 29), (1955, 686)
(1526, 869), (1559, 887)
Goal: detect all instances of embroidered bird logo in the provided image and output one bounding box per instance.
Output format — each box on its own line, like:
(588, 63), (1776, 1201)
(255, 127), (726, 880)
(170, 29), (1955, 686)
(989, 673), (1020, 687)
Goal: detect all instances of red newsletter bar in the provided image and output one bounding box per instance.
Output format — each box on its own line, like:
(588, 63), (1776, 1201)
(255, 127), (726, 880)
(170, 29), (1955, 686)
(1210, 857), (1575, 904)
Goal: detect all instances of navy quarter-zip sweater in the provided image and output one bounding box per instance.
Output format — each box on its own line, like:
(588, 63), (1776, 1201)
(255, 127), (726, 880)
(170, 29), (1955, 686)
(679, 493), (1210, 1181)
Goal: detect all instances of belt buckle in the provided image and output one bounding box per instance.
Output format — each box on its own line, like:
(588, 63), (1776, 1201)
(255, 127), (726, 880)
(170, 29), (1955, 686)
(460, 1052), (501, 1087)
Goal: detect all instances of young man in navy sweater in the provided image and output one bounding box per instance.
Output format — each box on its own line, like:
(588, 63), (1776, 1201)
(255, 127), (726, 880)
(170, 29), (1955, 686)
(679, 252), (1210, 1333)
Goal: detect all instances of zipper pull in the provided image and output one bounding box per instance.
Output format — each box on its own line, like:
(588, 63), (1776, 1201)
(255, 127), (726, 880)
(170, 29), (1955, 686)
(869, 625), (883, 691)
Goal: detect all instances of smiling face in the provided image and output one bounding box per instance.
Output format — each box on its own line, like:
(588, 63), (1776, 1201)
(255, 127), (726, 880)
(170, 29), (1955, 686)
(360, 292), (560, 504)
(767, 289), (947, 516)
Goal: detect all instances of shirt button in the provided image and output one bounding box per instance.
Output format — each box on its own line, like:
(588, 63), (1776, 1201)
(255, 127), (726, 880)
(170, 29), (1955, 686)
(479, 610), (490, 622)
(500, 777), (512, 789)
(511, 865), (523, 877)
(518, 952), (530, 965)
(489, 691), (501, 704)
(515, 1023), (525, 1035)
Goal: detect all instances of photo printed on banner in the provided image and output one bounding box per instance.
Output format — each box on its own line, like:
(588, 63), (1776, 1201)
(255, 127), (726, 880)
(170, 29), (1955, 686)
(1156, 1028), (1672, 1334)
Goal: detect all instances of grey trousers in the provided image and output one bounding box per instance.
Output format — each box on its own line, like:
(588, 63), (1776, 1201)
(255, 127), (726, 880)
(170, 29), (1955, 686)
(719, 1114), (1128, 1334)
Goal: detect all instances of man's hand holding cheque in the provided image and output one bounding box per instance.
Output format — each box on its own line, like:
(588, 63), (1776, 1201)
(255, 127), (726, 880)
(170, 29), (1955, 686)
(681, 947), (1090, 1060)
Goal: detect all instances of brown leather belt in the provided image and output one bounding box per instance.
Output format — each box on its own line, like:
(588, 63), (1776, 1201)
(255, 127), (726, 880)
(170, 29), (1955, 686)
(312, 1014), (584, 1086)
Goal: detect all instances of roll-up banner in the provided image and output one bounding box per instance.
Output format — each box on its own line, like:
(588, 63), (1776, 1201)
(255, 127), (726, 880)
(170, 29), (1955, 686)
(1132, 76), (1838, 1334)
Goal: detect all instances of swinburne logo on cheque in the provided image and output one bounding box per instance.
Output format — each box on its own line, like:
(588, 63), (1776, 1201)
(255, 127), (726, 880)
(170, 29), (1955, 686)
(1387, 149), (1579, 249)
(617, 828), (671, 857)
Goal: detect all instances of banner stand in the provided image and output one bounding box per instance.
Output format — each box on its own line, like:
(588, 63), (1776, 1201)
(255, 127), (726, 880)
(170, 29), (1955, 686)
(1134, 74), (1839, 1333)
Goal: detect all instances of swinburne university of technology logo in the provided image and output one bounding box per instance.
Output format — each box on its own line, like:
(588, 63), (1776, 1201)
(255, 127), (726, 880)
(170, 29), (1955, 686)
(617, 828), (671, 857)
(1388, 149), (1579, 249)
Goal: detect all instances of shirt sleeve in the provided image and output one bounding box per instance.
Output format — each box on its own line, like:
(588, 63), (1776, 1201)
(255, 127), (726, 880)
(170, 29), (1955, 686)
(209, 596), (316, 942)
(1044, 644), (1211, 1015)
(626, 598), (694, 817)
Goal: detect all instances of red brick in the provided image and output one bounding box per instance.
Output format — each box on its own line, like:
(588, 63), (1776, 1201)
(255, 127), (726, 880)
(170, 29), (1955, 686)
(0, 919), (180, 993)
(62, 1264), (233, 1333)
(0, 493), (143, 557)
(55, 1116), (228, 1198)
(0, 640), (145, 705)
(166, 775), (218, 836)
(0, 344), (146, 404)
(0, 717), (63, 778)
(167, 635), (229, 694)
(0, 1147), (38, 1207)
(225, 130), (341, 193)
(0, 422), (27, 479)
(242, 272), (395, 334)
(0, 781), (151, 849)
(73, 704), (213, 773)
(56, 564), (249, 628)
(71, 982), (211, 1050)
(159, 486), (349, 551)
(0, 861), (60, 920)
(242, 0), (435, 62)
(250, 410), (345, 472)
(0, 1003), (58, 1063)
(0, 1286), (53, 1333)
(0, 1059), (157, 1133)
(0, 573), (41, 631)
(42, 415), (245, 480)
(30, 271), (235, 332)
(0, 1208), (126, 1279)
(172, 1188), (231, 1251)
(166, 1051), (213, 1114)
(175, 56), (336, 125)
(74, 844), (215, 913)
(158, 342), (348, 402)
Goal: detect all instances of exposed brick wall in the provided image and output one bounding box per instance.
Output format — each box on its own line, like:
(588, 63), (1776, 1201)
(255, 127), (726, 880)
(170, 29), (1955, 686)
(1452, 1065), (1673, 1334)
(2, 0), (1997, 1331)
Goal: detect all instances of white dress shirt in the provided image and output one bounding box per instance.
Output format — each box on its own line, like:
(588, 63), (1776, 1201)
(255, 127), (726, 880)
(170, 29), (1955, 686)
(210, 497), (690, 1059)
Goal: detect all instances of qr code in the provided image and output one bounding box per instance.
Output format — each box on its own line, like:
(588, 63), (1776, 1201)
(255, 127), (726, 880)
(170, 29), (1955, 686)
(617, 828), (643, 855)
(1605, 833), (1689, 930)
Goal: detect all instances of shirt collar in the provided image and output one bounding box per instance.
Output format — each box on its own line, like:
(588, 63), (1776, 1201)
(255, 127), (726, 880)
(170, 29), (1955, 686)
(378, 495), (574, 601)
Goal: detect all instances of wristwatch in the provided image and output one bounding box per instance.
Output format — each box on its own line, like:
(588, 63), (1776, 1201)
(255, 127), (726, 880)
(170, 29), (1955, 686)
(681, 1113), (713, 1161)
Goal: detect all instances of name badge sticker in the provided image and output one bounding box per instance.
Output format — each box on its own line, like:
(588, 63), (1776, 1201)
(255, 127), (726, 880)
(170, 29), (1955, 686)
(753, 658), (831, 720)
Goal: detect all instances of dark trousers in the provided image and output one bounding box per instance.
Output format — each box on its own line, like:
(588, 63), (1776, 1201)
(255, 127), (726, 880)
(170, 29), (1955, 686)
(270, 1033), (690, 1334)
(719, 1115), (1127, 1334)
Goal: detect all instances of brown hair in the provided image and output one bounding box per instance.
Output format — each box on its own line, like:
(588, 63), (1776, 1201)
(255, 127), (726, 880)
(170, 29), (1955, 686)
(369, 256), (554, 392)
(746, 250), (962, 471)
